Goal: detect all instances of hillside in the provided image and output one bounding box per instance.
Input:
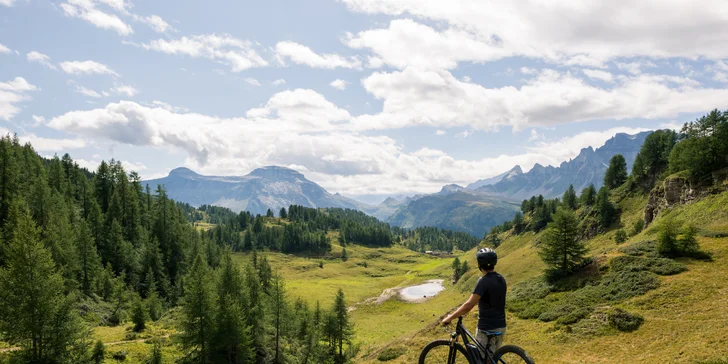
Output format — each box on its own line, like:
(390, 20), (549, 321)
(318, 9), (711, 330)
(386, 191), (521, 237)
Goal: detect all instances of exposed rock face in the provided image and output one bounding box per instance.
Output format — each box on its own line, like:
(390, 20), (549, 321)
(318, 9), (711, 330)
(644, 176), (701, 226)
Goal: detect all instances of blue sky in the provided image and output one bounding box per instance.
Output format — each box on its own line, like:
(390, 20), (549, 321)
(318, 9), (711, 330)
(2, 0), (728, 203)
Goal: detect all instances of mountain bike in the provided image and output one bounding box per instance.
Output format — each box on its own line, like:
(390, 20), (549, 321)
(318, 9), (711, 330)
(419, 317), (534, 364)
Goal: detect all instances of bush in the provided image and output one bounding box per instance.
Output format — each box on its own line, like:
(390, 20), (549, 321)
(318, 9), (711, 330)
(111, 350), (127, 361)
(145, 341), (163, 364)
(607, 308), (644, 332)
(658, 219), (708, 258)
(92, 340), (105, 364)
(631, 220), (645, 236)
(131, 297), (148, 332)
(618, 240), (656, 256)
(610, 256), (687, 276)
(615, 229), (628, 244)
(377, 347), (406, 361)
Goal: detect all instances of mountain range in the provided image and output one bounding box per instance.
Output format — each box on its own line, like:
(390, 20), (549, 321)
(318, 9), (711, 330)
(144, 131), (650, 237)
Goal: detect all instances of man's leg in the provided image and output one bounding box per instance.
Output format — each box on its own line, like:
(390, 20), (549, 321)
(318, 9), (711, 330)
(475, 328), (507, 359)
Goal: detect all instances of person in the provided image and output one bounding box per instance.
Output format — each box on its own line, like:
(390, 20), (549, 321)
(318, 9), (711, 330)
(442, 248), (507, 356)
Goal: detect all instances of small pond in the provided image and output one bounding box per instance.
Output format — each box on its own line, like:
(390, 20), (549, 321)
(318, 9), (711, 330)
(399, 279), (445, 302)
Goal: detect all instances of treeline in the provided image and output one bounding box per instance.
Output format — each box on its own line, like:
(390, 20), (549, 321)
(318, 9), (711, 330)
(0, 135), (354, 363)
(396, 226), (480, 252)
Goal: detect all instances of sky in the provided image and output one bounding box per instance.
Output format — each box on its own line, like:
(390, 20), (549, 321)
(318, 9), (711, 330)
(2, 0), (728, 203)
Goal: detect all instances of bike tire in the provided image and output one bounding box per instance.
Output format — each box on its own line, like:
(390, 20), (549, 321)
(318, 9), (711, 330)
(492, 345), (535, 364)
(419, 340), (475, 364)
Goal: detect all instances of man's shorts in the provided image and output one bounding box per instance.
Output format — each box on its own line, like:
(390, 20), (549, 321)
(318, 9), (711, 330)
(476, 327), (506, 357)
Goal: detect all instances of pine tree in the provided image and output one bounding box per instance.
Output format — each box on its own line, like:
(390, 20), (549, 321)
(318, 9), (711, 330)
(132, 294), (148, 332)
(562, 184), (578, 210)
(538, 208), (587, 280)
(451, 257), (461, 282)
(213, 250), (254, 363)
(182, 255), (216, 363)
(0, 203), (86, 362)
(332, 288), (353, 364)
(341, 247), (348, 262)
(77, 221), (102, 296)
(92, 340), (105, 364)
(271, 273), (289, 364)
(604, 154), (628, 189)
(596, 186), (617, 228)
(279, 207), (288, 219)
(580, 184), (596, 206)
(145, 274), (163, 321)
(266, 208), (274, 218)
(0, 135), (19, 233)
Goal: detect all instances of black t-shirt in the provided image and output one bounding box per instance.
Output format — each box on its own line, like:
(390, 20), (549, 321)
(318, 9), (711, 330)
(472, 272), (507, 330)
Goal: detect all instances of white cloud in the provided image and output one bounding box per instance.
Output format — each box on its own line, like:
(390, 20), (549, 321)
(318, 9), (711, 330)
(18, 134), (86, 151)
(272, 79), (286, 86)
(111, 85), (138, 96)
(413, 147), (445, 157)
(141, 34), (268, 72)
(616, 60), (657, 75)
(582, 69), (613, 82)
(659, 121), (683, 131)
(275, 41), (361, 69)
(0, 0), (15, 6)
(244, 78), (261, 86)
(75, 86), (104, 98)
(0, 77), (38, 120)
(527, 128), (543, 142)
(246, 89), (350, 129)
(32, 115), (46, 125)
(345, 19), (511, 70)
(26, 51), (57, 70)
(329, 79), (348, 90)
(61, 0), (133, 36)
(520, 67), (537, 75)
(435, 130), (446, 136)
(60, 60), (119, 76)
(0, 43), (10, 53)
(150, 100), (188, 112)
(75, 158), (146, 173)
(138, 15), (172, 33)
(351, 67), (727, 132)
(341, 0), (728, 67)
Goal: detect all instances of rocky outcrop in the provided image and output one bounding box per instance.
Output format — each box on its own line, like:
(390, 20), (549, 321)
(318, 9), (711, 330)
(644, 176), (702, 226)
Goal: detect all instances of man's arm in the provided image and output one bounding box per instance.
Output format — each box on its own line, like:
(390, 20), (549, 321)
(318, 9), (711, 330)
(442, 293), (480, 325)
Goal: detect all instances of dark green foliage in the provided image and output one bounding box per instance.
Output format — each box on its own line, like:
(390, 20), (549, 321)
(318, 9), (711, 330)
(596, 187), (618, 228)
(618, 240), (657, 256)
(92, 340), (105, 364)
(132, 295), (148, 332)
(146, 340), (164, 364)
(539, 208), (587, 280)
(580, 184), (596, 206)
(181, 255), (216, 362)
(333, 288), (353, 364)
(657, 218), (707, 259)
(604, 154), (628, 189)
(610, 255), (686, 276)
(266, 208), (275, 218)
(631, 219), (645, 236)
(669, 109), (728, 184)
(615, 229), (627, 244)
(377, 347), (406, 361)
(562, 184), (578, 210)
(279, 207), (288, 219)
(631, 129), (678, 190)
(606, 308), (644, 332)
(459, 261), (469, 278)
(399, 225), (479, 253)
(451, 257), (461, 282)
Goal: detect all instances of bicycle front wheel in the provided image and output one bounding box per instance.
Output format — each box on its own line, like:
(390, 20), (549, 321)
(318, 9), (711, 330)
(492, 344), (535, 364)
(419, 340), (475, 364)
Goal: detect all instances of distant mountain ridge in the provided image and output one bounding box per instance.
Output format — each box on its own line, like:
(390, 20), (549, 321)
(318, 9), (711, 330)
(144, 166), (395, 218)
(475, 131), (651, 200)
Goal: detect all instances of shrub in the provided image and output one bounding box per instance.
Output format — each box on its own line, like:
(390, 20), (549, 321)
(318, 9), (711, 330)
(146, 340), (163, 364)
(377, 347), (406, 362)
(658, 219), (708, 258)
(92, 340), (105, 364)
(631, 220), (645, 236)
(111, 350), (127, 361)
(615, 229), (628, 244)
(618, 240), (656, 256)
(607, 308), (644, 332)
(610, 256), (686, 276)
(131, 296), (148, 332)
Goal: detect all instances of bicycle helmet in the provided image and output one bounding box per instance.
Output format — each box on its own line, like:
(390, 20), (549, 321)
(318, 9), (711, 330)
(476, 248), (497, 269)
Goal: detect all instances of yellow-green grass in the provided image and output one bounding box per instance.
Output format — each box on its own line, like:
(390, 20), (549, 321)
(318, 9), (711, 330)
(357, 192), (728, 363)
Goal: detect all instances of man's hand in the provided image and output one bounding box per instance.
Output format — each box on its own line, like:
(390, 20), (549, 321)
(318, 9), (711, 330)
(441, 317), (452, 326)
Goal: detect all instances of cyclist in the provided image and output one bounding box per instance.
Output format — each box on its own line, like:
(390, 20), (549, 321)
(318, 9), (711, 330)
(441, 248), (507, 356)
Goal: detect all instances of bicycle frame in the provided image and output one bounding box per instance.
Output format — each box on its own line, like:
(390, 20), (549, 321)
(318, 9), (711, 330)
(449, 317), (496, 364)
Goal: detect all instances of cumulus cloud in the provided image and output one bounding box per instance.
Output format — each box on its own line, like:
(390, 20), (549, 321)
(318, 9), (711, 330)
(61, 0), (133, 36)
(138, 15), (172, 33)
(60, 60), (119, 76)
(27, 51), (57, 69)
(0, 77), (38, 120)
(342, 0), (728, 68)
(351, 67), (728, 131)
(245, 89), (350, 129)
(0, 0), (14, 6)
(140, 34), (268, 72)
(19, 134), (87, 151)
(275, 41), (361, 69)
(272, 79), (286, 86)
(329, 79), (348, 90)
(0, 43), (10, 53)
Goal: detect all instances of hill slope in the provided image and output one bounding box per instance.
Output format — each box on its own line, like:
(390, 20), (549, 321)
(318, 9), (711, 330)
(386, 191), (521, 237)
